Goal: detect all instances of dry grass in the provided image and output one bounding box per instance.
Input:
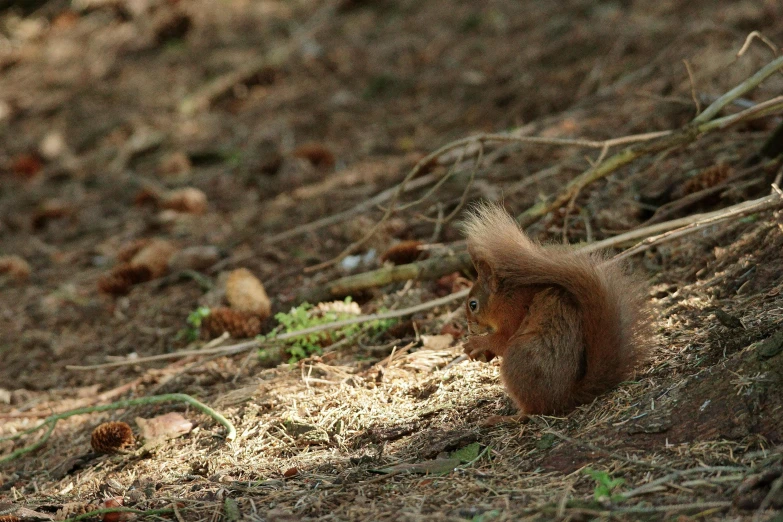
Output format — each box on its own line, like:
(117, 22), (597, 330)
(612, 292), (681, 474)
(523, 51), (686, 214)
(3, 217), (782, 520)
(2, 0), (783, 520)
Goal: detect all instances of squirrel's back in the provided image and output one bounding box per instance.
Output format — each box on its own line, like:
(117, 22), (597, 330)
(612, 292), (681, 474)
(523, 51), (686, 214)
(462, 202), (649, 408)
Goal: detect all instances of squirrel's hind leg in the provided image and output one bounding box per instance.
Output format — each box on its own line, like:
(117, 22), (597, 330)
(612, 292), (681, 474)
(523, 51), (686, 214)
(500, 288), (584, 415)
(481, 414), (528, 427)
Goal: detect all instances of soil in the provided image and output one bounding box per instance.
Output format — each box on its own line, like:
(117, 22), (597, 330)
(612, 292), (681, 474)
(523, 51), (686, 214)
(2, 0), (783, 521)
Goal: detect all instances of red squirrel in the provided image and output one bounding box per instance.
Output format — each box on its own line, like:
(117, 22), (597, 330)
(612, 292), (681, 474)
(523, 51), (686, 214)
(461, 202), (649, 417)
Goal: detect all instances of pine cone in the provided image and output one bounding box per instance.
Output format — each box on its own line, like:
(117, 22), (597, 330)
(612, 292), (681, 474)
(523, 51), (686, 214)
(0, 516), (22, 522)
(91, 421), (136, 453)
(201, 307), (262, 339)
(97, 263), (153, 295)
(677, 164), (732, 198)
(56, 502), (101, 521)
(380, 240), (426, 265)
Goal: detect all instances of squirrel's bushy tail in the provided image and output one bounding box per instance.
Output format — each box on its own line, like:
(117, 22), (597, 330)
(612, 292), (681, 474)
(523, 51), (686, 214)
(461, 202), (649, 403)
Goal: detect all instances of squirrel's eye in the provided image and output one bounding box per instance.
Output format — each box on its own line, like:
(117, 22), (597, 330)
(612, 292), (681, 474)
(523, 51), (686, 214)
(468, 299), (479, 312)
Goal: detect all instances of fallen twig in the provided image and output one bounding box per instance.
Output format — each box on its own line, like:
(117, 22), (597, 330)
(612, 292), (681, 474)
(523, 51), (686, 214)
(519, 499), (731, 518)
(65, 340), (263, 370)
(0, 376), (144, 420)
(298, 250), (471, 304)
(67, 188), (783, 372)
(300, 189), (783, 300)
(517, 56), (783, 228)
(63, 507), (176, 522)
(736, 31), (779, 59)
(262, 171), (444, 246)
(693, 55), (783, 124)
(606, 501), (732, 515)
(179, 3), (336, 115)
(0, 393), (236, 466)
(581, 192), (780, 253)
(304, 131), (669, 273)
(622, 466), (746, 500)
(754, 475), (783, 521)
(66, 290), (469, 370)
(612, 192), (782, 262)
(528, 416), (671, 471)
(306, 56), (783, 273)
(641, 160), (777, 226)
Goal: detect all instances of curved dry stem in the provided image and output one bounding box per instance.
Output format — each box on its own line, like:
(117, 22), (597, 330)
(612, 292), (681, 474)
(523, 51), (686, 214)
(439, 143), (483, 225)
(612, 193), (782, 262)
(0, 393), (236, 466)
(0, 420), (57, 464)
(517, 96), (783, 229)
(63, 507), (175, 522)
(263, 171), (442, 246)
(305, 131), (669, 272)
(65, 189), (783, 375)
(694, 54), (783, 124)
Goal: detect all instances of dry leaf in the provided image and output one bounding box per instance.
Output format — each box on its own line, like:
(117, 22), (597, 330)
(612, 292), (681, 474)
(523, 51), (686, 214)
(420, 334), (454, 351)
(314, 300), (361, 316)
(225, 268), (271, 318)
(1, 505), (53, 521)
(100, 497), (132, 522)
(0, 255), (31, 280)
(11, 153), (42, 179)
(31, 199), (73, 230)
(135, 412), (193, 444)
(129, 238), (176, 278)
(116, 239), (152, 263)
(375, 457), (462, 475)
(161, 187), (207, 214)
(168, 245), (220, 272)
(158, 151), (192, 177)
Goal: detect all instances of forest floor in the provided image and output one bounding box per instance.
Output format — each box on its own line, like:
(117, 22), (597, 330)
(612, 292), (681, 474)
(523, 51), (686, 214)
(2, 0), (783, 520)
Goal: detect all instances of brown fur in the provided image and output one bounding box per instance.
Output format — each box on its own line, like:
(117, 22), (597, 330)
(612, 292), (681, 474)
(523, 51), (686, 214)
(461, 202), (650, 415)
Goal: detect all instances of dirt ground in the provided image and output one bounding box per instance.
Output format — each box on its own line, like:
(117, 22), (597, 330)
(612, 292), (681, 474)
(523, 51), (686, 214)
(2, 0), (783, 520)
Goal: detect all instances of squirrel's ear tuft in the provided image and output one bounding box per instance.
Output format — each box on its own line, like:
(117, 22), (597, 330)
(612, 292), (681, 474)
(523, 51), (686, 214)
(475, 258), (499, 293)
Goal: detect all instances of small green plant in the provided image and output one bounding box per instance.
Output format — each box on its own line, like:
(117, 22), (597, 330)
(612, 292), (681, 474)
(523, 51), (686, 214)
(176, 306), (211, 342)
(220, 148), (244, 168)
(363, 74), (398, 99)
(584, 468), (626, 503)
(268, 297), (394, 363)
(460, 13), (482, 32)
(471, 510), (500, 522)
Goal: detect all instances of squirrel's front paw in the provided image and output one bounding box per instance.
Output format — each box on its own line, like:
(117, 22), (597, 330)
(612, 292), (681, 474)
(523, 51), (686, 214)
(464, 338), (495, 362)
(481, 414), (527, 427)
